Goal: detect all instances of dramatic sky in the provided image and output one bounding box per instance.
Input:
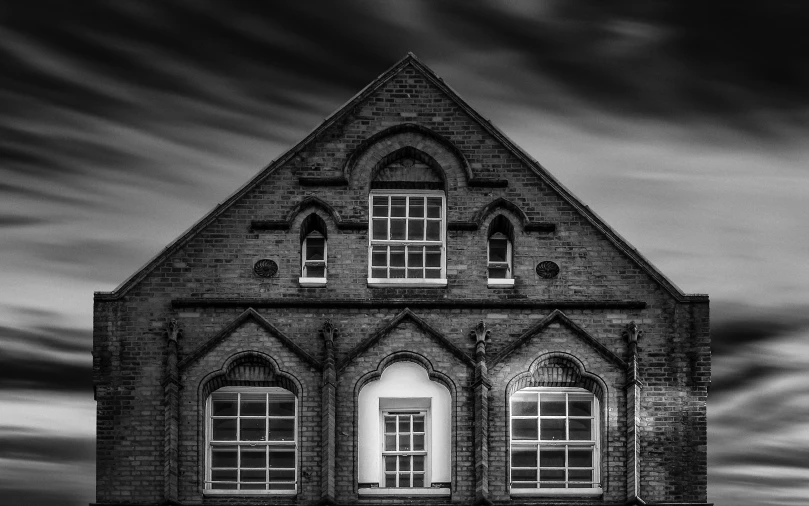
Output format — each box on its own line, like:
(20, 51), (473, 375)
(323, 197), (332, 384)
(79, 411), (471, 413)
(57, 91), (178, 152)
(1, 1), (808, 505)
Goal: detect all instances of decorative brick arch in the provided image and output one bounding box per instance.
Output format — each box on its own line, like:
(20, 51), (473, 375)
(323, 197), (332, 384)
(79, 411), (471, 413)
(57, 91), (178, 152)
(344, 124), (471, 191)
(198, 350), (303, 400)
(505, 351), (607, 403)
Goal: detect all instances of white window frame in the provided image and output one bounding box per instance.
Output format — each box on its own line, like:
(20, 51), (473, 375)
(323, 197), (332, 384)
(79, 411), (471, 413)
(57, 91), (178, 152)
(509, 386), (602, 497)
(380, 408), (429, 489)
(204, 386), (297, 496)
(367, 191), (447, 287)
(299, 231), (327, 286)
(487, 232), (514, 288)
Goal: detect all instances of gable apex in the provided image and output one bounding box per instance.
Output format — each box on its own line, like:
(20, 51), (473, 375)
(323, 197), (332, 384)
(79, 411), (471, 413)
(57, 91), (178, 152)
(95, 54), (705, 303)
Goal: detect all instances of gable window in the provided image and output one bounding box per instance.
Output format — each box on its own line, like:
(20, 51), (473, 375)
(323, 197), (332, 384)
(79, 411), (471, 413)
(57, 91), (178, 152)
(357, 362), (450, 496)
(487, 215), (514, 287)
(299, 214), (327, 286)
(510, 387), (601, 496)
(368, 192), (446, 286)
(205, 387), (297, 495)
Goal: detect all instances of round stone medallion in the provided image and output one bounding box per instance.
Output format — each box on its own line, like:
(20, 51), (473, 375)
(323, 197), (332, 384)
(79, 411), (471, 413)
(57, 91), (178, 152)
(253, 259), (278, 278)
(536, 261), (560, 279)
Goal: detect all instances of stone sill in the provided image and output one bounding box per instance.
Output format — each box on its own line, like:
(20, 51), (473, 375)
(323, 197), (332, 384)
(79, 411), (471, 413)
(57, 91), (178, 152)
(298, 277), (327, 287)
(367, 278), (447, 288)
(358, 487), (451, 497)
(510, 487), (602, 497)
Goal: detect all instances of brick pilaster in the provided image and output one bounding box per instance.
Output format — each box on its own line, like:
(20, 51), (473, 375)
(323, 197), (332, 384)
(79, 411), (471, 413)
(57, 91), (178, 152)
(162, 319), (181, 504)
(320, 320), (337, 506)
(624, 322), (644, 505)
(471, 321), (492, 506)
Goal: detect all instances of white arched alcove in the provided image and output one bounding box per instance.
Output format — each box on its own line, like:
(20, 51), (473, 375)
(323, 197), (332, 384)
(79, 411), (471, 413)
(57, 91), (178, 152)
(357, 361), (451, 490)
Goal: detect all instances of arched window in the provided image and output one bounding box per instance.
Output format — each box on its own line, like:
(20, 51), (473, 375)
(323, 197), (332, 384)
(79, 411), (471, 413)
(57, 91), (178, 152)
(357, 362), (451, 496)
(487, 215), (514, 287)
(205, 386), (297, 494)
(510, 387), (600, 495)
(300, 214), (327, 286)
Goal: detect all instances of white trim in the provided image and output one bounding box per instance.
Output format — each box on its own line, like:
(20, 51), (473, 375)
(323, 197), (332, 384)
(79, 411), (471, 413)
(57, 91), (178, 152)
(205, 489), (297, 496)
(487, 279), (515, 288)
(368, 278), (447, 287)
(510, 487), (602, 497)
(298, 277), (327, 287)
(358, 488), (450, 496)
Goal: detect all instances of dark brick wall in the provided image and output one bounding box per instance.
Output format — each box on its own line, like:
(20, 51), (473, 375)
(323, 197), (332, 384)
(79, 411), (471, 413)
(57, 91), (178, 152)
(93, 60), (710, 505)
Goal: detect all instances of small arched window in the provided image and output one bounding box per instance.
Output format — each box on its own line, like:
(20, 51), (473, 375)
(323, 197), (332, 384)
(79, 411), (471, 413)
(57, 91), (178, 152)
(487, 215), (514, 287)
(300, 214), (327, 286)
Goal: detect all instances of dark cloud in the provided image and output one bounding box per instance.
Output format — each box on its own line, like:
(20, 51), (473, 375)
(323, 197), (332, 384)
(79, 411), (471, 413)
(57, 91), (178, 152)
(0, 215), (50, 227)
(711, 302), (809, 356)
(0, 431), (94, 464)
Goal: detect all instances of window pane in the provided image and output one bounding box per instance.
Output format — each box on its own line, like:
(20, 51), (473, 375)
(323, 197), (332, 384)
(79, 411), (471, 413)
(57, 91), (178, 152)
(211, 469), (237, 482)
(412, 455), (424, 472)
(568, 449), (593, 467)
(398, 416), (410, 433)
(413, 434), (424, 451)
(412, 474), (424, 487)
(399, 456), (410, 471)
(511, 481), (536, 488)
(385, 435), (396, 450)
(409, 197), (424, 217)
(390, 219), (406, 239)
(372, 219), (387, 240)
(269, 469), (295, 481)
(569, 469), (593, 482)
(241, 448), (266, 468)
(268, 418), (294, 441)
(241, 469), (266, 483)
(425, 247), (441, 267)
(489, 238), (508, 262)
(512, 395), (538, 416)
(305, 238), (325, 260)
(305, 265), (325, 278)
(385, 474), (396, 488)
(407, 268), (423, 278)
(427, 198), (442, 218)
(372, 247), (387, 267)
(211, 482), (238, 490)
(539, 449), (565, 467)
(240, 418), (266, 441)
(512, 419), (538, 440)
(489, 267), (508, 279)
(540, 469), (565, 481)
(385, 455), (397, 472)
(408, 219), (424, 240)
(390, 247), (405, 267)
(426, 221), (441, 241)
(371, 268), (387, 278)
(413, 416), (424, 432)
(512, 449), (537, 467)
(540, 394), (566, 416)
(425, 268), (441, 278)
(212, 394), (238, 416)
(385, 416), (396, 433)
(240, 394), (266, 416)
(269, 451), (295, 469)
(568, 397), (592, 416)
(569, 419), (591, 440)
(408, 248), (424, 267)
(212, 419), (236, 441)
(398, 473), (410, 487)
(512, 468), (536, 481)
(211, 448), (237, 468)
(372, 196), (388, 216)
(389, 268), (405, 278)
(390, 197), (406, 217)
(540, 419), (565, 440)
(398, 437), (410, 451)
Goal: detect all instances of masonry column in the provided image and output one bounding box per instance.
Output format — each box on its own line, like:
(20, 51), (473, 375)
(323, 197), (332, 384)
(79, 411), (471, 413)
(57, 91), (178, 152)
(623, 321), (645, 506)
(319, 320), (337, 506)
(471, 321), (492, 506)
(162, 319), (181, 505)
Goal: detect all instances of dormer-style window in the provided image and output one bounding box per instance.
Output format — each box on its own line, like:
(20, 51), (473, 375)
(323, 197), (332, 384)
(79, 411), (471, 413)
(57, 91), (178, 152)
(368, 192), (446, 286)
(487, 215), (515, 287)
(299, 214), (327, 286)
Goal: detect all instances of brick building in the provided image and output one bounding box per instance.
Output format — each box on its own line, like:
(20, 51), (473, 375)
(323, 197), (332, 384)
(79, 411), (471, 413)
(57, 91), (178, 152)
(93, 54), (710, 506)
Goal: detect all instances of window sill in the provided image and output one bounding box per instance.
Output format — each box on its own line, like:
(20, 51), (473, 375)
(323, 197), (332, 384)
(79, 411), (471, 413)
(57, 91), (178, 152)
(367, 278), (447, 288)
(298, 277), (327, 287)
(358, 487), (451, 497)
(487, 278), (515, 288)
(510, 487), (602, 497)
(204, 489), (297, 496)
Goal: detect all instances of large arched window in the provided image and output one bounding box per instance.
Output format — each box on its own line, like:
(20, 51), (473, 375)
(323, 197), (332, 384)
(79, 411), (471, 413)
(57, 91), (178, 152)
(205, 386), (297, 494)
(357, 361), (451, 496)
(510, 386), (600, 495)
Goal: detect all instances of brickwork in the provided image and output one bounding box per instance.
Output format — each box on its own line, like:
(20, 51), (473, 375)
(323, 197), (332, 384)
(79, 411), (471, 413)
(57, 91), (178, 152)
(93, 55), (710, 505)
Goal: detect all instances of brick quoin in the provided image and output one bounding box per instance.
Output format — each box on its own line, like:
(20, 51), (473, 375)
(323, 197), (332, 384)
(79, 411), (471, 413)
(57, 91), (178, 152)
(93, 54), (710, 506)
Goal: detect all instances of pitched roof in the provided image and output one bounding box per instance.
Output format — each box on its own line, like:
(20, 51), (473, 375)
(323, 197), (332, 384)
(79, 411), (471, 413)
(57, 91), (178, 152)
(95, 53), (707, 303)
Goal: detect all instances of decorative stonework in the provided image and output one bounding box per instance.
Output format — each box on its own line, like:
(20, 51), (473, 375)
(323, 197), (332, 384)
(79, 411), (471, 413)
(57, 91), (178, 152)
(321, 319), (338, 343)
(623, 321), (643, 351)
(253, 259), (278, 278)
(535, 260), (560, 279)
(471, 320), (491, 346)
(166, 319), (182, 343)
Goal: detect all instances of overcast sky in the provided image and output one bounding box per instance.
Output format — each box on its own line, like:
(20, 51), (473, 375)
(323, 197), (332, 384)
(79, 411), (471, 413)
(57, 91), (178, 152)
(1, 2), (808, 505)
